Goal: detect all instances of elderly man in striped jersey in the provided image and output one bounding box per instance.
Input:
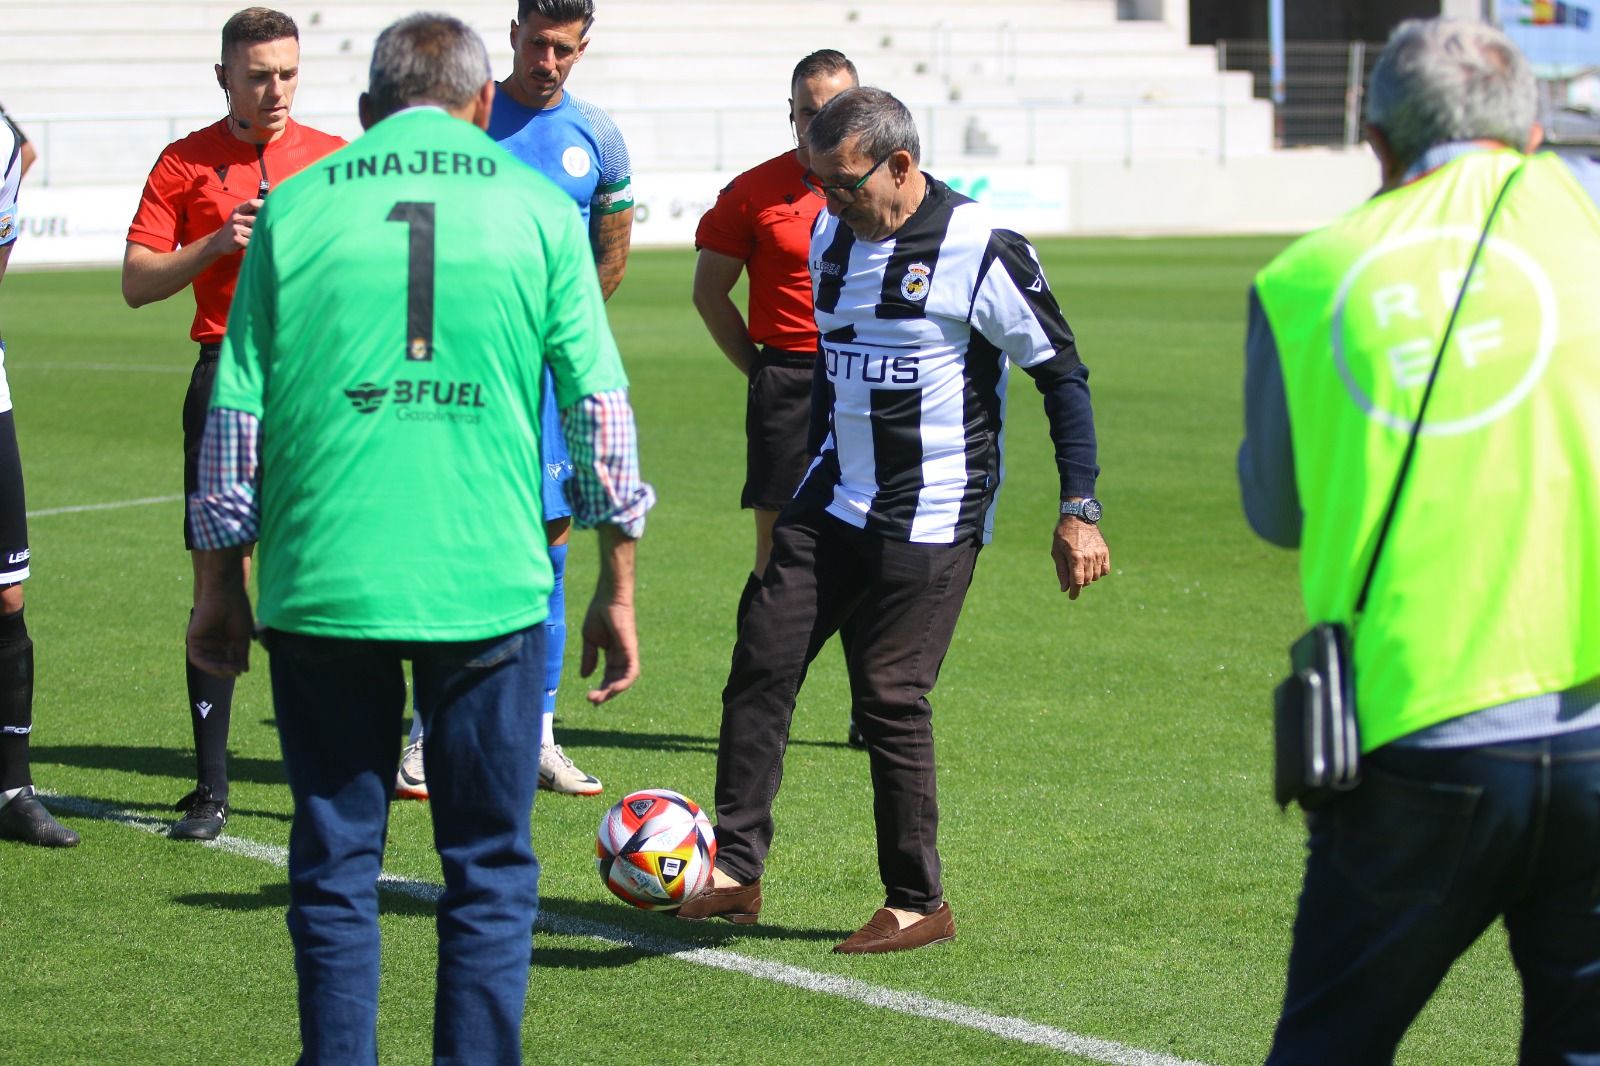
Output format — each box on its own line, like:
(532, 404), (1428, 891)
(679, 86), (1110, 953)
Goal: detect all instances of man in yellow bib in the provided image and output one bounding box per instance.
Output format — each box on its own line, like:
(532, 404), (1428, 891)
(1240, 18), (1600, 1063)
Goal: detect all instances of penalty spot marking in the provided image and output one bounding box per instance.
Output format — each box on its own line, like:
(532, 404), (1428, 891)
(27, 494), (184, 518)
(43, 794), (1213, 1066)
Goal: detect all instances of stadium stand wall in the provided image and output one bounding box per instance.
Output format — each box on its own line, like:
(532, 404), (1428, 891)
(5, 1), (1378, 264)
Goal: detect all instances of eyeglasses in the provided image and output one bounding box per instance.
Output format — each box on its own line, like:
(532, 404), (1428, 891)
(802, 153), (892, 202)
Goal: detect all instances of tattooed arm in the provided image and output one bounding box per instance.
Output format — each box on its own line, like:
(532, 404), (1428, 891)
(591, 205), (633, 301)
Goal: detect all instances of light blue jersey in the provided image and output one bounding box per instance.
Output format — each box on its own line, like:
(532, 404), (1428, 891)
(491, 89), (634, 522)
(488, 91), (633, 232)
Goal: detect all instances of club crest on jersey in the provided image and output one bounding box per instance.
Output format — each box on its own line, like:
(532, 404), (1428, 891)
(562, 146), (592, 178)
(900, 262), (931, 302)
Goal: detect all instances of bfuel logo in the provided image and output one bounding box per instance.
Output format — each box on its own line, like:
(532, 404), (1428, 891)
(343, 379), (489, 425)
(344, 382), (389, 414)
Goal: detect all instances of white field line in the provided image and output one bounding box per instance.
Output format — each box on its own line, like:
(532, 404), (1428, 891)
(26, 494), (184, 518)
(41, 794), (1213, 1066)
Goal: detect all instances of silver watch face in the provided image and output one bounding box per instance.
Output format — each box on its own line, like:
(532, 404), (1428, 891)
(1061, 498), (1102, 523)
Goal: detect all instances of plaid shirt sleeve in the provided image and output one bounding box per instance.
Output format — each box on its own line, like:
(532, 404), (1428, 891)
(187, 407), (261, 549)
(561, 389), (654, 539)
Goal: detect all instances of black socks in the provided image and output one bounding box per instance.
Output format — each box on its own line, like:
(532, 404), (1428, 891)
(0, 608), (34, 793)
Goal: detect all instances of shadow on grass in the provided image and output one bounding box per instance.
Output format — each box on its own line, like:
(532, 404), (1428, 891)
(175, 881), (435, 918)
(550, 725), (856, 755)
(532, 893), (852, 969)
(51, 791), (291, 823)
(32, 743), (289, 787)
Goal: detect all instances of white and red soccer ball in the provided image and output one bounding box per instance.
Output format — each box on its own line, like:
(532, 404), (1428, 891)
(595, 788), (716, 910)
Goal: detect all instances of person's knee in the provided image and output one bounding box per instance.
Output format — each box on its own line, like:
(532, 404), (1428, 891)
(0, 584), (22, 615)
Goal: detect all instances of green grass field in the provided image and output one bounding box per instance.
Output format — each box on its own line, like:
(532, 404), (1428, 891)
(0, 240), (1519, 1064)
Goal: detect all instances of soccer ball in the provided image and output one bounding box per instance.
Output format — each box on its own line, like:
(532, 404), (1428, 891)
(595, 788), (716, 910)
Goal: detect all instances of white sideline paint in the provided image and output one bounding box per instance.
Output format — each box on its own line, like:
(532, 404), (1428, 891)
(41, 794), (1213, 1066)
(26, 494), (184, 518)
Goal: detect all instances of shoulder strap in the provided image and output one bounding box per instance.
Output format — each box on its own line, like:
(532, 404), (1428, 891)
(1353, 162), (1524, 616)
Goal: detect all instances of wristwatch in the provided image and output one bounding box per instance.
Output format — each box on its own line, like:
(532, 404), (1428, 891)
(1060, 497), (1102, 524)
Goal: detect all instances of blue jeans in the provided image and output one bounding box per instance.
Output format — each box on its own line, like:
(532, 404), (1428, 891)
(1267, 724), (1600, 1065)
(266, 625), (545, 1066)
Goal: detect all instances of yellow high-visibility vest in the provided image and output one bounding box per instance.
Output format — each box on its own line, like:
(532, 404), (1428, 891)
(1255, 148), (1600, 749)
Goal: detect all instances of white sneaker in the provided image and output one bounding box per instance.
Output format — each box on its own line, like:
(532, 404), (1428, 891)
(395, 738), (428, 801)
(538, 743), (603, 796)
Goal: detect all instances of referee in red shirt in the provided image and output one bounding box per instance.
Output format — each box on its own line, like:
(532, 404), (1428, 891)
(122, 7), (343, 841)
(693, 49), (859, 738)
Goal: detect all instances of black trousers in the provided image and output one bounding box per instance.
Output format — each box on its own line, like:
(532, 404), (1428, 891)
(713, 500), (979, 913)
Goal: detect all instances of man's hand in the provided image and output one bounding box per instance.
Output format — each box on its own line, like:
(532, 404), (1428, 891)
(579, 525), (640, 703)
(1052, 516), (1111, 600)
(579, 598), (639, 704)
(206, 198), (263, 257)
(187, 549), (254, 677)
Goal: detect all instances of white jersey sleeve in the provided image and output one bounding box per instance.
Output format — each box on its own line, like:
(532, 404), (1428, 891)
(0, 119), (21, 248)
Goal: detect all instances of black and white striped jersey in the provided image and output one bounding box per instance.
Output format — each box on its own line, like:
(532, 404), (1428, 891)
(799, 177), (1098, 545)
(0, 116), (20, 414)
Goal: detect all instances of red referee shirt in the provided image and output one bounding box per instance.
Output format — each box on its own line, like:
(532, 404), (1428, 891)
(127, 118), (345, 343)
(694, 151), (825, 354)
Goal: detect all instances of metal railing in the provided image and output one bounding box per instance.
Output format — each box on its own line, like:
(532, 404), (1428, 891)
(19, 97), (1271, 188)
(1216, 39), (1381, 147)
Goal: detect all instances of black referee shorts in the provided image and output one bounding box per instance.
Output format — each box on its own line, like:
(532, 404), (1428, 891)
(182, 343), (222, 551)
(743, 346), (820, 512)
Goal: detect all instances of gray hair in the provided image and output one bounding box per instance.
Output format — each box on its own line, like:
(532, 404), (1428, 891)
(367, 13), (492, 121)
(1366, 17), (1537, 169)
(806, 86), (920, 164)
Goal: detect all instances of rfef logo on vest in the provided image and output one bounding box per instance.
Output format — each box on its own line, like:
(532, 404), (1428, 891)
(1329, 228), (1556, 437)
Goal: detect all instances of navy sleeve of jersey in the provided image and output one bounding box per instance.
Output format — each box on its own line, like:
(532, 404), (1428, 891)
(972, 229), (1097, 497)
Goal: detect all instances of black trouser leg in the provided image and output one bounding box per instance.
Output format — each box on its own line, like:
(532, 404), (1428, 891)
(714, 508), (863, 883)
(845, 536), (978, 913)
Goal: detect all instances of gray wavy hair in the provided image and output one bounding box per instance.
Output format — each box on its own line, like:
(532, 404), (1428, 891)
(367, 13), (492, 121)
(1366, 18), (1537, 169)
(806, 86), (921, 164)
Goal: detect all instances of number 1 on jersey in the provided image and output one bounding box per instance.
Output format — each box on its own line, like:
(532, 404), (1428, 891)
(387, 201), (435, 362)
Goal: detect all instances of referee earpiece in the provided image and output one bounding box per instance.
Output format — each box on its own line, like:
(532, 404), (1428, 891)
(218, 67), (252, 130)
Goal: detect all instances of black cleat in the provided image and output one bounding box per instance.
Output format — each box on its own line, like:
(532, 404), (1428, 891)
(847, 719), (867, 750)
(0, 788), (81, 847)
(171, 784), (227, 841)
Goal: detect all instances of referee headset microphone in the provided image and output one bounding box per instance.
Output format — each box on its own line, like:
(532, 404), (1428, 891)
(218, 73), (271, 197)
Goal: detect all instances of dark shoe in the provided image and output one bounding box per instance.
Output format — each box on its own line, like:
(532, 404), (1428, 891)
(847, 719), (867, 749)
(171, 784), (227, 841)
(675, 877), (761, 924)
(0, 789), (81, 848)
(834, 902), (956, 954)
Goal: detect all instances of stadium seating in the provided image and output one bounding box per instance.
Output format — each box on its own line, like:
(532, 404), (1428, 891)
(6, 0), (1272, 186)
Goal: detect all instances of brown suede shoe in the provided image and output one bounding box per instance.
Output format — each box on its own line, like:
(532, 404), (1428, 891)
(833, 902), (956, 954)
(675, 878), (762, 924)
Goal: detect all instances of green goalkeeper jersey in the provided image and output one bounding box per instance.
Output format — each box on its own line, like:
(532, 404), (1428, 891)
(213, 106), (627, 641)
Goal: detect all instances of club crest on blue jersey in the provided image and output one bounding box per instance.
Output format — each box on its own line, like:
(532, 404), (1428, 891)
(562, 146), (592, 178)
(900, 262), (931, 302)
